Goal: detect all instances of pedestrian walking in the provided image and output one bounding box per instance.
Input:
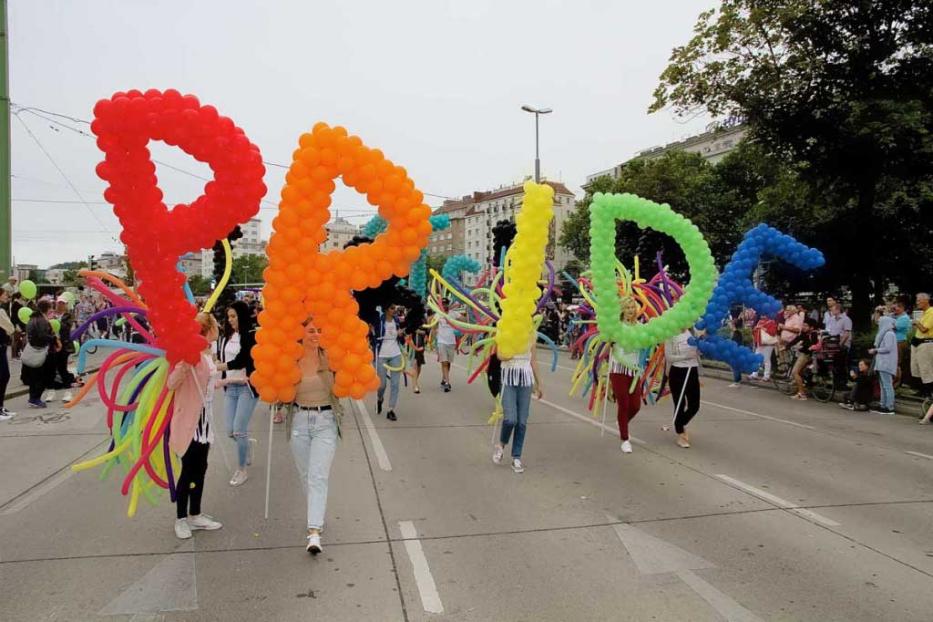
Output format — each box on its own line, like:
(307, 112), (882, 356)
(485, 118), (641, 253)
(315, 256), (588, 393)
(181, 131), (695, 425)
(432, 299), (458, 392)
(289, 319), (341, 555)
(21, 299), (56, 408)
(409, 316), (428, 395)
(0, 289), (15, 420)
(665, 328), (701, 448)
(608, 297), (643, 454)
(375, 304), (403, 421)
(910, 293), (933, 398)
(217, 300), (258, 487)
(868, 316), (897, 415)
(492, 339), (542, 473)
(167, 312), (224, 540)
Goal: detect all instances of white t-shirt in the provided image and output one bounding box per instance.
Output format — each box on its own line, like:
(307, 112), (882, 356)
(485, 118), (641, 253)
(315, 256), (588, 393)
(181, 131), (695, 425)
(378, 320), (402, 359)
(194, 355), (219, 444)
(437, 317), (457, 346)
(665, 332), (699, 368)
(223, 333), (247, 383)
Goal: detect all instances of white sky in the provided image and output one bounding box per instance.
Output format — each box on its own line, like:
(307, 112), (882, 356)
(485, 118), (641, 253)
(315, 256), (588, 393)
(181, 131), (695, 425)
(9, 0), (715, 267)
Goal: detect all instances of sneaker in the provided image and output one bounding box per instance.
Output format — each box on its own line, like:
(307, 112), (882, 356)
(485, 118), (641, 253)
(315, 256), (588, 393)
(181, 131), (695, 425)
(61, 391), (73, 403)
(749, 373), (759, 380)
(377, 399), (383, 414)
(42, 390), (56, 402)
(174, 518), (192, 540)
(620, 440), (633, 454)
(492, 446), (503, 465)
(413, 387), (421, 394)
(728, 382), (741, 388)
(676, 434), (691, 449)
(0, 412), (11, 422)
(386, 410), (397, 421)
(511, 458), (525, 473)
(791, 393), (808, 400)
(870, 408), (895, 416)
(918, 419), (930, 425)
(306, 533), (323, 556)
(229, 470), (248, 487)
(762, 376), (771, 382)
(838, 402), (855, 411)
(188, 514), (223, 531)
(28, 399), (47, 409)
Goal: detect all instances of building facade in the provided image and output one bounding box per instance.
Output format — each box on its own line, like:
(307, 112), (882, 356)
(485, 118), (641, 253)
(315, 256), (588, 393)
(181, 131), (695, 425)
(178, 252), (203, 278)
(429, 197), (473, 259)
(200, 218), (266, 279)
(322, 216), (359, 252)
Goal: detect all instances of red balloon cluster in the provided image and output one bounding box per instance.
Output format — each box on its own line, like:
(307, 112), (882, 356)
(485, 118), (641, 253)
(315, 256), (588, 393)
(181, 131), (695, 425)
(92, 89), (267, 364)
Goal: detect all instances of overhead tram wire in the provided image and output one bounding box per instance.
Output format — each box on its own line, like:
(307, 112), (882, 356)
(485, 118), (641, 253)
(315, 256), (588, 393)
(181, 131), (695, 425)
(12, 112), (119, 243)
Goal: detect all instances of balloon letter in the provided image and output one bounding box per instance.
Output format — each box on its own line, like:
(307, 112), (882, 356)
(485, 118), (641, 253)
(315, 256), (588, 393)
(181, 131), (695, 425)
(93, 89), (267, 364)
(589, 193), (716, 349)
(695, 224), (825, 372)
(253, 123), (432, 402)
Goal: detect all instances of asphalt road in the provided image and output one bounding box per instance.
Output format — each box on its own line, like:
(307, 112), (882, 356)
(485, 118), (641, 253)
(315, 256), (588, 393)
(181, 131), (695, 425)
(1, 351), (932, 621)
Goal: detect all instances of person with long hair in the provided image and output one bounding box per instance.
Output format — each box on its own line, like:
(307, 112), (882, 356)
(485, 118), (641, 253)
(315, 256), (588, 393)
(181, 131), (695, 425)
(375, 303), (404, 421)
(167, 312), (224, 539)
(289, 319), (340, 555)
(216, 300), (258, 486)
(789, 318), (820, 400)
(665, 328), (701, 448)
(0, 289), (15, 420)
(21, 299), (56, 409)
(609, 297), (643, 454)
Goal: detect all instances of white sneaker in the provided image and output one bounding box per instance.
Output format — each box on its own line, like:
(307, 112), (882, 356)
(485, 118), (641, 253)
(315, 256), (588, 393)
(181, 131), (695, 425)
(749, 373), (759, 380)
(492, 446), (503, 465)
(42, 390), (57, 402)
(229, 470), (248, 487)
(174, 518), (192, 540)
(728, 382), (741, 388)
(306, 533), (323, 556)
(61, 391), (73, 403)
(621, 440), (633, 453)
(511, 458), (525, 473)
(188, 514), (223, 530)
(1, 407), (17, 419)
(0, 412), (11, 422)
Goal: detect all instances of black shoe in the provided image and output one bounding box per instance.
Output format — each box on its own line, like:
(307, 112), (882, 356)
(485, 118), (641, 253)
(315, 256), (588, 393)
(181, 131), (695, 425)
(870, 408), (895, 416)
(387, 410), (397, 421)
(443, 383), (451, 393)
(377, 399), (383, 414)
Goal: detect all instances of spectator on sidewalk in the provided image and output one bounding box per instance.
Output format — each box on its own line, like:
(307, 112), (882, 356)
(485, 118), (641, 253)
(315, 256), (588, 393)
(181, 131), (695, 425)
(2, 274), (17, 296)
(824, 303), (852, 389)
(10, 293), (26, 360)
(21, 299), (56, 409)
(911, 292), (933, 398)
(892, 298), (911, 388)
(789, 318), (820, 400)
(868, 315), (897, 415)
(838, 359), (873, 411)
(750, 314), (779, 382)
(45, 296), (77, 403)
(728, 305), (745, 388)
(0, 288), (15, 420)
(779, 304), (804, 365)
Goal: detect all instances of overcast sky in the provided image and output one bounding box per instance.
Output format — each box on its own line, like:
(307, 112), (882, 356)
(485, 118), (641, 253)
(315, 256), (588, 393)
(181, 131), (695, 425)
(9, 0), (715, 268)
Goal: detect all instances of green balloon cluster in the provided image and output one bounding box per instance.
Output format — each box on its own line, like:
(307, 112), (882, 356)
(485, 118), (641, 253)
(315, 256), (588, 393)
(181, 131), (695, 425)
(17, 307), (32, 324)
(588, 193), (717, 349)
(50, 318), (61, 334)
(19, 280), (37, 300)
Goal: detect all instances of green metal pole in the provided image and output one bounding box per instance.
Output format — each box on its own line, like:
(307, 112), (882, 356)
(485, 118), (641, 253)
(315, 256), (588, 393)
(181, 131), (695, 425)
(0, 0), (11, 281)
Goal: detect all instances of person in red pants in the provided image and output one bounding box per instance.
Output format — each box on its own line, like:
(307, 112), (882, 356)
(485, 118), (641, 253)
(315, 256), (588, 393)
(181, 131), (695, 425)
(609, 297), (643, 454)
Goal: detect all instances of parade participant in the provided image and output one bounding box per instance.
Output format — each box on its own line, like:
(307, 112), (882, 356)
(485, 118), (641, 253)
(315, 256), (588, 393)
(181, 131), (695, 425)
(0, 289), (14, 420)
(492, 338), (542, 473)
(21, 299), (56, 409)
(608, 297), (643, 454)
(869, 315), (897, 415)
(910, 293), (933, 398)
(375, 303), (403, 421)
(665, 328), (701, 448)
(216, 300), (258, 487)
(789, 318), (820, 400)
(166, 312), (224, 539)
(409, 311), (429, 395)
(289, 319), (340, 555)
(432, 299), (458, 392)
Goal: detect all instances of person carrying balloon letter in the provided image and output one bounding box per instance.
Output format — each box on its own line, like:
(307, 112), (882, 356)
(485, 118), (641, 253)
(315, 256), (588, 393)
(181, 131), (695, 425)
(492, 338), (543, 473)
(166, 312), (224, 540)
(375, 303), (404, 421)
(609, 296), (645, 454)
(289, 319), (342, 556)
(664, 328), (701, 448)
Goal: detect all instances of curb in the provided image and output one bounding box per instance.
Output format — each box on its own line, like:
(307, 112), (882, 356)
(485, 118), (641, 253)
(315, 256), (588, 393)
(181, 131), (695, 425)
(4, 365), (103, 402)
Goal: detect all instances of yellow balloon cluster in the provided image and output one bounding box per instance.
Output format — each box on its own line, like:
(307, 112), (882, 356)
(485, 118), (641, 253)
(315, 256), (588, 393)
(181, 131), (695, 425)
(495, 181), (554, 358)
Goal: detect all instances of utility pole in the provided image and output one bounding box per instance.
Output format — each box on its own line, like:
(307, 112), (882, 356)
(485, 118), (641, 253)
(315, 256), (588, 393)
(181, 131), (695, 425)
(0, 0), (11, 282)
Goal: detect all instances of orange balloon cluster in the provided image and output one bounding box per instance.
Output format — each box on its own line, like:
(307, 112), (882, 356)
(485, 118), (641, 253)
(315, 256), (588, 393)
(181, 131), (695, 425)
(252, 123), (432, 402)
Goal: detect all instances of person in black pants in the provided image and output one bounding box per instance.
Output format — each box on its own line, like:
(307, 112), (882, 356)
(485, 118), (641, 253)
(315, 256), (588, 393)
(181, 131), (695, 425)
(22, 300), (56, 408)
(665, 329), (701, 448)
(0, 289), (14, 419)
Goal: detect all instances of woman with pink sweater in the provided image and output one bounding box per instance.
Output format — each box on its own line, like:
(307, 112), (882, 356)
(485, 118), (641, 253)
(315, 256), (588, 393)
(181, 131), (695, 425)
(166, 312), (224, 540)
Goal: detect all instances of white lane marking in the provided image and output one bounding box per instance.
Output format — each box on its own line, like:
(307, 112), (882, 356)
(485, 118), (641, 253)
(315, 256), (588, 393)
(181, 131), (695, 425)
(0, 468), (74, 516)
(398, 521), (444, 614)
(906, 450), (933, 460)
(715, 474), (840, 527)
(451, 362), (644, 444)
(701, 400), (815, 430)
(353, 400), (392, 472)
(611, 522), (763, 622)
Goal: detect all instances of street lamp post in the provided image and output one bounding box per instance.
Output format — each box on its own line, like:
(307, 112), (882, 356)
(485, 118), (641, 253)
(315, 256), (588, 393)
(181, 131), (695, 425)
(521, 105), (552, 183)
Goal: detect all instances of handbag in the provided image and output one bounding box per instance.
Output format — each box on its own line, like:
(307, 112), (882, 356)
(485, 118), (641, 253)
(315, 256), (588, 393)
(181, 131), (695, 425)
(21, 343), (49, 368)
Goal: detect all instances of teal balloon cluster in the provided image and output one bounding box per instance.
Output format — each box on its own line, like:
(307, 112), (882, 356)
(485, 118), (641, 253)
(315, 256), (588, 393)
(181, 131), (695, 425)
(589, 193), (717, 349)
(361, 214), (450, 298)
(441, 255), (481, 290)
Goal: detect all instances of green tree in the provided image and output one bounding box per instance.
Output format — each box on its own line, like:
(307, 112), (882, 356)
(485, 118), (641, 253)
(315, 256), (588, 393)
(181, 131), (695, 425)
(187, 275), (213, 296)
(651, 0), (933, 325)
(426, 254), (446, 274)
(62, 269), (82, 286)
(231, 254), (268, 284)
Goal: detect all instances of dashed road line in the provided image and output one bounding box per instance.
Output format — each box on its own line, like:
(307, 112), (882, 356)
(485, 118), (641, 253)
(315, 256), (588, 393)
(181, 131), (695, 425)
(715, 474), (840, 527)
(398, 521), (444, 614)
(353, 399), (392, 471)
(701, 400), (815, 430)
(906, 450), (933, 461)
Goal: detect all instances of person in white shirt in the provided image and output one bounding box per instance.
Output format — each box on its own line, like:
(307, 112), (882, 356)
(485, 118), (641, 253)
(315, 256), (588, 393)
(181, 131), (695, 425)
(432, 299), (458, 392)
(492, 337), (542, 473)
(376, 305), (403, 421)
(664, 329), (701, 448)
(608, 297), (643, 454)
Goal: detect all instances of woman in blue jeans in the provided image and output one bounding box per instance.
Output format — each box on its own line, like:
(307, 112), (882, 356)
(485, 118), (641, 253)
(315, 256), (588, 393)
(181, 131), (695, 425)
(492, 342), (542, 473)
(869, 315), (897, 415)
(375, 304), (403, 421)
(290, 320), (340, 555)
(217, 301), (258, 487)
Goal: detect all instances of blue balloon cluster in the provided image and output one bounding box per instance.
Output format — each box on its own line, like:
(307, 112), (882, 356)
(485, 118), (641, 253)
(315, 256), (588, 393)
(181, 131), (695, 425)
(694, 224), (825, 373)
(441, 254), (481, 290)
